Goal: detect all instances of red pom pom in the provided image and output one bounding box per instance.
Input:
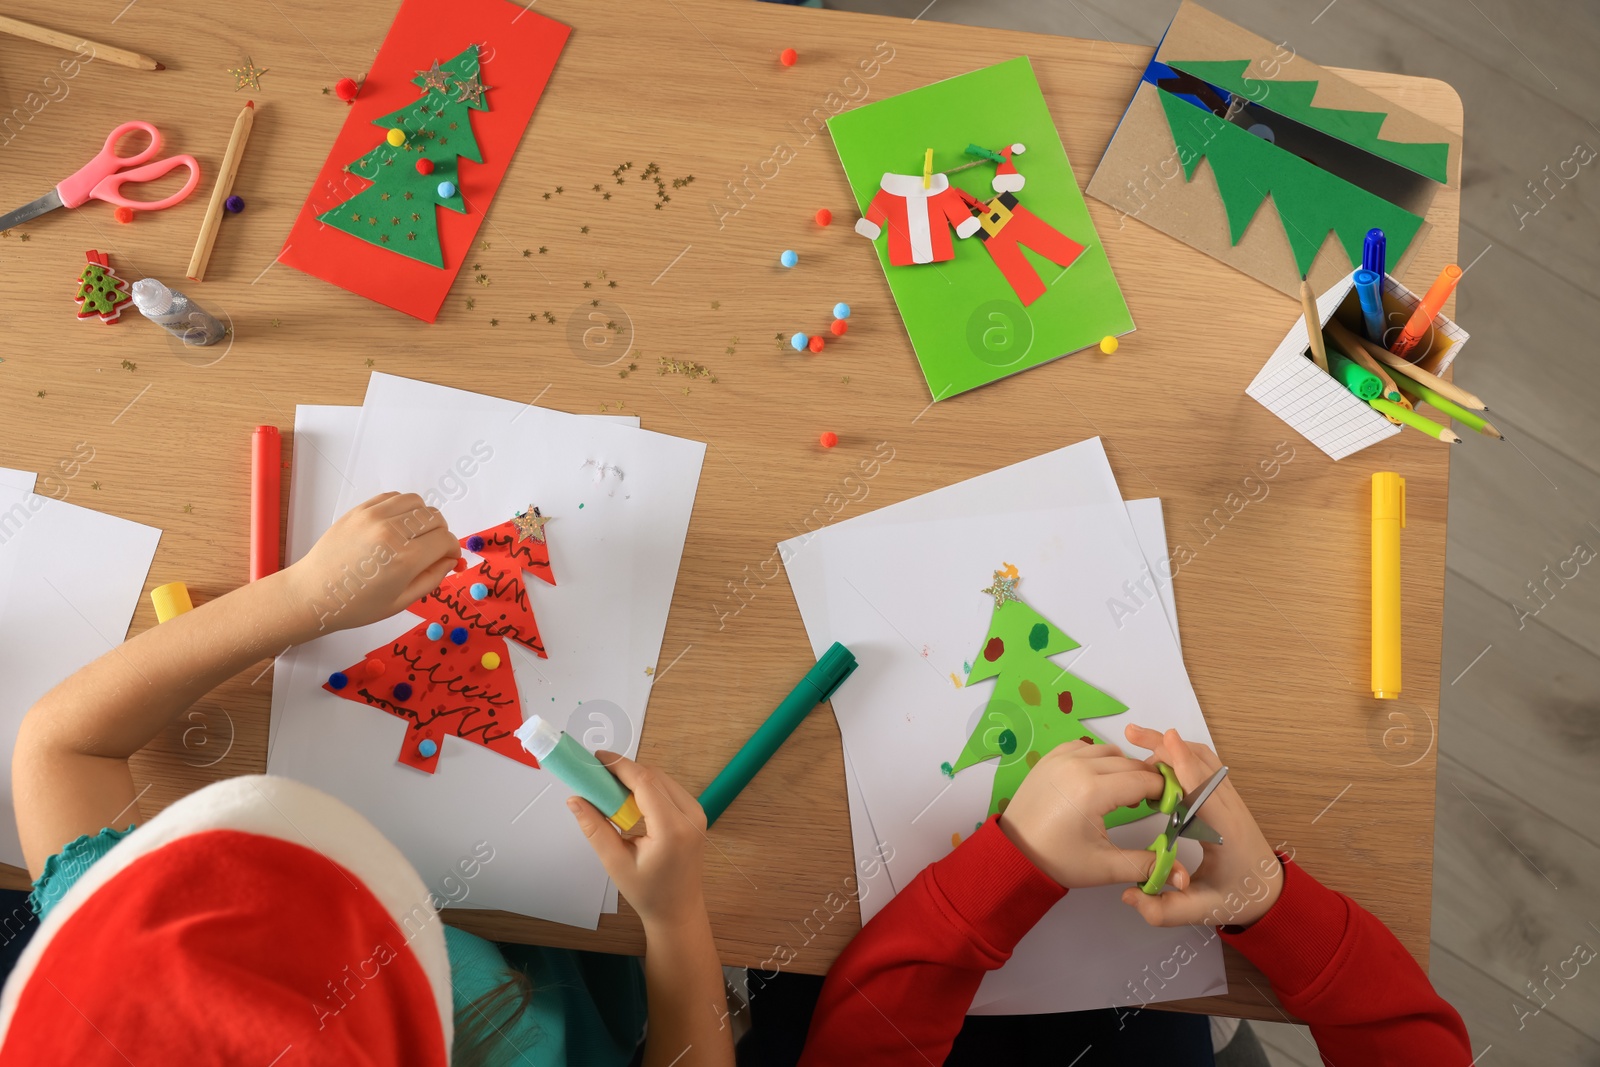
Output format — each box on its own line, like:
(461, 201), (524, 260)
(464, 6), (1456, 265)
(780, 48), (798, 67)
(819, 432), (839, 449)
(335, 77), (360, 101)
(113, 206), (134, 224)
(830, 318), (848, 336)
(451, 555), (467, 573)
(361, 658), (386, 680)
(815, 208), (832, 227)
(416, 158), (434, 175)
(807, 335), (825, 354)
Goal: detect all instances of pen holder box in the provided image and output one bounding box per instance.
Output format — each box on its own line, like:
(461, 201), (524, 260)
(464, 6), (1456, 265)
(1245, 271), (1469, 460)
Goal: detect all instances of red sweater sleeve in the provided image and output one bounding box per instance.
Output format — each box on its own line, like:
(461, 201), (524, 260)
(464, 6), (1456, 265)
(1222, 856), (1471, 1064)
(798, 815), (1062, 1066)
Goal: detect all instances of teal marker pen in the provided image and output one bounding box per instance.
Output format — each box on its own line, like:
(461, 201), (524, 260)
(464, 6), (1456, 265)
(515, 715), (642, 830)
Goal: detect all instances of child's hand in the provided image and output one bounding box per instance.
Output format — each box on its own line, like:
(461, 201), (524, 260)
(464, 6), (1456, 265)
(285, 492), (461, 635)
(999, 738), (1171, 890)
(1119, 724), (1283, 928)
(567, 753), (709, 931)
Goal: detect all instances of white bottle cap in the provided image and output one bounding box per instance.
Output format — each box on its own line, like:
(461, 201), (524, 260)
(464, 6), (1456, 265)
(514, 714), (561, 761)
(130, 277), (174, 315)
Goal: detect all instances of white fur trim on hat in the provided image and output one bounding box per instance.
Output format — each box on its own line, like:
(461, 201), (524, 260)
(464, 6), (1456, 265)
(0, 776), (453, 1049)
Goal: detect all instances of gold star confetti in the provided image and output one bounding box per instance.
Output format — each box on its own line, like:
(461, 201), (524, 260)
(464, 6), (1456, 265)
(512, 506), (550, 543)
(490, 318), (499, 326)
(580, 225), (589, 234)
(538, 246), (548, 254)
(522, 249), (532, 258)
(35, 390), (44, 398)
(980, 568), (1022, 608)
(121, 359), (137, 371)
(416, 60), (449, 92)
(90, 481), (101, 490)
(228, 57), (268, 91)
(453, 74), (489, 105)
(365, 358), (375, 367)
(183, 504), (194, 514)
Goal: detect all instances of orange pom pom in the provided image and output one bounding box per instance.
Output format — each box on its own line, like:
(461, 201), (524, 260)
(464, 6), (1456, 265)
(113, 206), (134, 224)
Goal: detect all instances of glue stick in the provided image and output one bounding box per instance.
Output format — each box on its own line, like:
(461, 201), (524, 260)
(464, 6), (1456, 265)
(515, 715), (642, 830)
(130, 277), (227, 346)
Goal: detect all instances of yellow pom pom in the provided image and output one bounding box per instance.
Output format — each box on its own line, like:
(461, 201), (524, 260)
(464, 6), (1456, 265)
(1099, 335), (1119, 354)
(480, 652), (501, 670)
(386, 128), (406, 147)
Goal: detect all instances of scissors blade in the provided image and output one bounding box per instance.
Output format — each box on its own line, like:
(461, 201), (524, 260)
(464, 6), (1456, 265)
(1182, 816), (1224, 844)
(1175, 766), (1229, 840)
(0, 190), (64, 231)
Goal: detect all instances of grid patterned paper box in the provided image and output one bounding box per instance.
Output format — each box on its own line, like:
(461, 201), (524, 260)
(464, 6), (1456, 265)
(1247, 272), (1470, 460)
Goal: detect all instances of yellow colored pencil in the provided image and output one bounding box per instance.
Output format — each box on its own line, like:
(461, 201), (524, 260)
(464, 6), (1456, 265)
(1370, 398), (1460, 443)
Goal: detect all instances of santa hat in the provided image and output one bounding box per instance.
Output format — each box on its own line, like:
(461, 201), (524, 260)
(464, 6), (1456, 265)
(992, 143), (1027, 193)
(0, 776), (453, 1064)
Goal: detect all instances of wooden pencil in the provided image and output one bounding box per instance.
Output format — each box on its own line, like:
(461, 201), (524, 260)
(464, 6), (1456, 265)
(0, 14), (161, 71)
(188, 101), (256, 281)
(1300, 276), (1329, 372)
(1359, 336), (1487, 411)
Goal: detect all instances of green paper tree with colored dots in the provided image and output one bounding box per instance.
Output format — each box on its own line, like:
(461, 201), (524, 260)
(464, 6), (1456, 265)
(73, 250), (131, 323)
(947, 566), (1152, 828)
(315, 45), (489, 268)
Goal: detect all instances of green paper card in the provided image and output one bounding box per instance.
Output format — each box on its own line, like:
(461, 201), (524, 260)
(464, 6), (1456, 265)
(828, 57), (1133, 401)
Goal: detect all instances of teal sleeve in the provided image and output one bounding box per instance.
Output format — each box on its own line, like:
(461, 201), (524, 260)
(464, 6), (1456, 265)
(444, 925), (645, 1067)
(30, 825), (137, 920)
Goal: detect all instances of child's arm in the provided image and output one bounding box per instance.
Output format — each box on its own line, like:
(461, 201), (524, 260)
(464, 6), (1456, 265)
(567, 753), (733, 1067)
(12, 493), (461, 876)
(798, 741), (1167, 1065)
(1120, 725), (1472, 1065)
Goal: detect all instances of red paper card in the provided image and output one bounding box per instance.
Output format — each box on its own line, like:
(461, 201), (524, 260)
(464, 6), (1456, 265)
(279, 0), (570, 321)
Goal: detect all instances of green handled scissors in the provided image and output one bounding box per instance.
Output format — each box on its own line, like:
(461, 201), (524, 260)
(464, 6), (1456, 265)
(1140, 761), (1229, 895)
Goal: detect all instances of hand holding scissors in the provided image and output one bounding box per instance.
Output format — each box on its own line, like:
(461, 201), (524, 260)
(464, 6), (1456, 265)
(0, 121), (200, 229)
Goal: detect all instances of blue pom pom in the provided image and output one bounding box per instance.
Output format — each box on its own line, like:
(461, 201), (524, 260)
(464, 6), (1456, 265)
(426, 622), (444, 641)
(224, 195), (245, 213)
(466, 535), (485, 552)
(791, 333), (808, 351)
(450, 627), (469, 645)
(418, 739), (438, 759)
(328, 672), (349, 690)
(393, 682), (414, 701)
(780, 249), (798, 268)
(437, 181), (457, 198)
(833, 302), (851, 320)
(470, 582), (489, 600)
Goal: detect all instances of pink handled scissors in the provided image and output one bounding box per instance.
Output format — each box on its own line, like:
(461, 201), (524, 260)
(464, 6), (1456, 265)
(0, 120), (201, 229)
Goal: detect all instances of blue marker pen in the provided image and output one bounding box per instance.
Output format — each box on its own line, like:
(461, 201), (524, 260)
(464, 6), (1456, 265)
(1354, 269), (1387, 344)
(1361, 228), (1386, 276)
(515, 715), (642, 830)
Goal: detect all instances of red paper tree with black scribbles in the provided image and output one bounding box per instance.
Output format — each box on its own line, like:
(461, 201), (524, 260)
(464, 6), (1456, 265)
(325, 506), (555, 774)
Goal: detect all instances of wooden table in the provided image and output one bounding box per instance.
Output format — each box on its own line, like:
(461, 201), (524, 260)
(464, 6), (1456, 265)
(0, 0), (1459, 1020)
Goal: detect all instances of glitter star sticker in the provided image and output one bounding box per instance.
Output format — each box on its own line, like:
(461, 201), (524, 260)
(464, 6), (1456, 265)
(512, 506), (550, 543)
(415, 60), (449, 93)
(980, 568), (1022, 609)
(453, 74), (489, 105)
(228, 58), (268, 91)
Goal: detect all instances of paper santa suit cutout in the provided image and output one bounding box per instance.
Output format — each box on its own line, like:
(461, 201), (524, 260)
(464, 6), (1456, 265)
(326, 506), (557, 773)
(955, 188), (1085, 306)
(854, 172), (982, 265)
(992, 143), (1027, 193)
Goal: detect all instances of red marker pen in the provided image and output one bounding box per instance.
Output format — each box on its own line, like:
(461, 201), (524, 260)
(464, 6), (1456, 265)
(251, 425), (280, 581)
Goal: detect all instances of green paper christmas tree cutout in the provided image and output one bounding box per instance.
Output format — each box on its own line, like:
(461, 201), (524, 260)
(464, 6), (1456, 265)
(949, 567), (1151, 828)
(1168, 60), (1450, 183)
(74, 256), (130, 322)
(1157, 87), (1427, 278)
(315, 45), (489, 268)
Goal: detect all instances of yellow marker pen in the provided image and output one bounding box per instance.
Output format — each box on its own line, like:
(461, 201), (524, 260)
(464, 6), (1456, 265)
(1371, 472), (1404, 699)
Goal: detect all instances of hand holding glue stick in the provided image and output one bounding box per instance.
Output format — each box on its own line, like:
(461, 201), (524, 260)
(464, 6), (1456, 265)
(515, 715), (643, 830)
(518, 715), (716, 934)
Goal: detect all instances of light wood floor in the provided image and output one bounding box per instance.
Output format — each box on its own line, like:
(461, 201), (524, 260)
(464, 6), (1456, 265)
(827, 0), (1600, 1061)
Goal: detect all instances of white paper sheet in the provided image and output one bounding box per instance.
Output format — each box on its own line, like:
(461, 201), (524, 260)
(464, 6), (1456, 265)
(783, 440), (1224, 1013)
(0, 488), (160, 865)
(0, 469), (37, 493)
(268, 377), (704, 928)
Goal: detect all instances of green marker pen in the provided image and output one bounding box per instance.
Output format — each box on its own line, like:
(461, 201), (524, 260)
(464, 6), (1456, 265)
(515, 715), (642, 831)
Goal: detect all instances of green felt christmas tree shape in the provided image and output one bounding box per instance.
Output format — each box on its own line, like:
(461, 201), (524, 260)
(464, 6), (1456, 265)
(947, 567), (1151, 828)
(1168, 60), (1450, 183)
(1157, 88), (1427, 278)
(316, 46), (489, 268)
(74, 251), (130, 323)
